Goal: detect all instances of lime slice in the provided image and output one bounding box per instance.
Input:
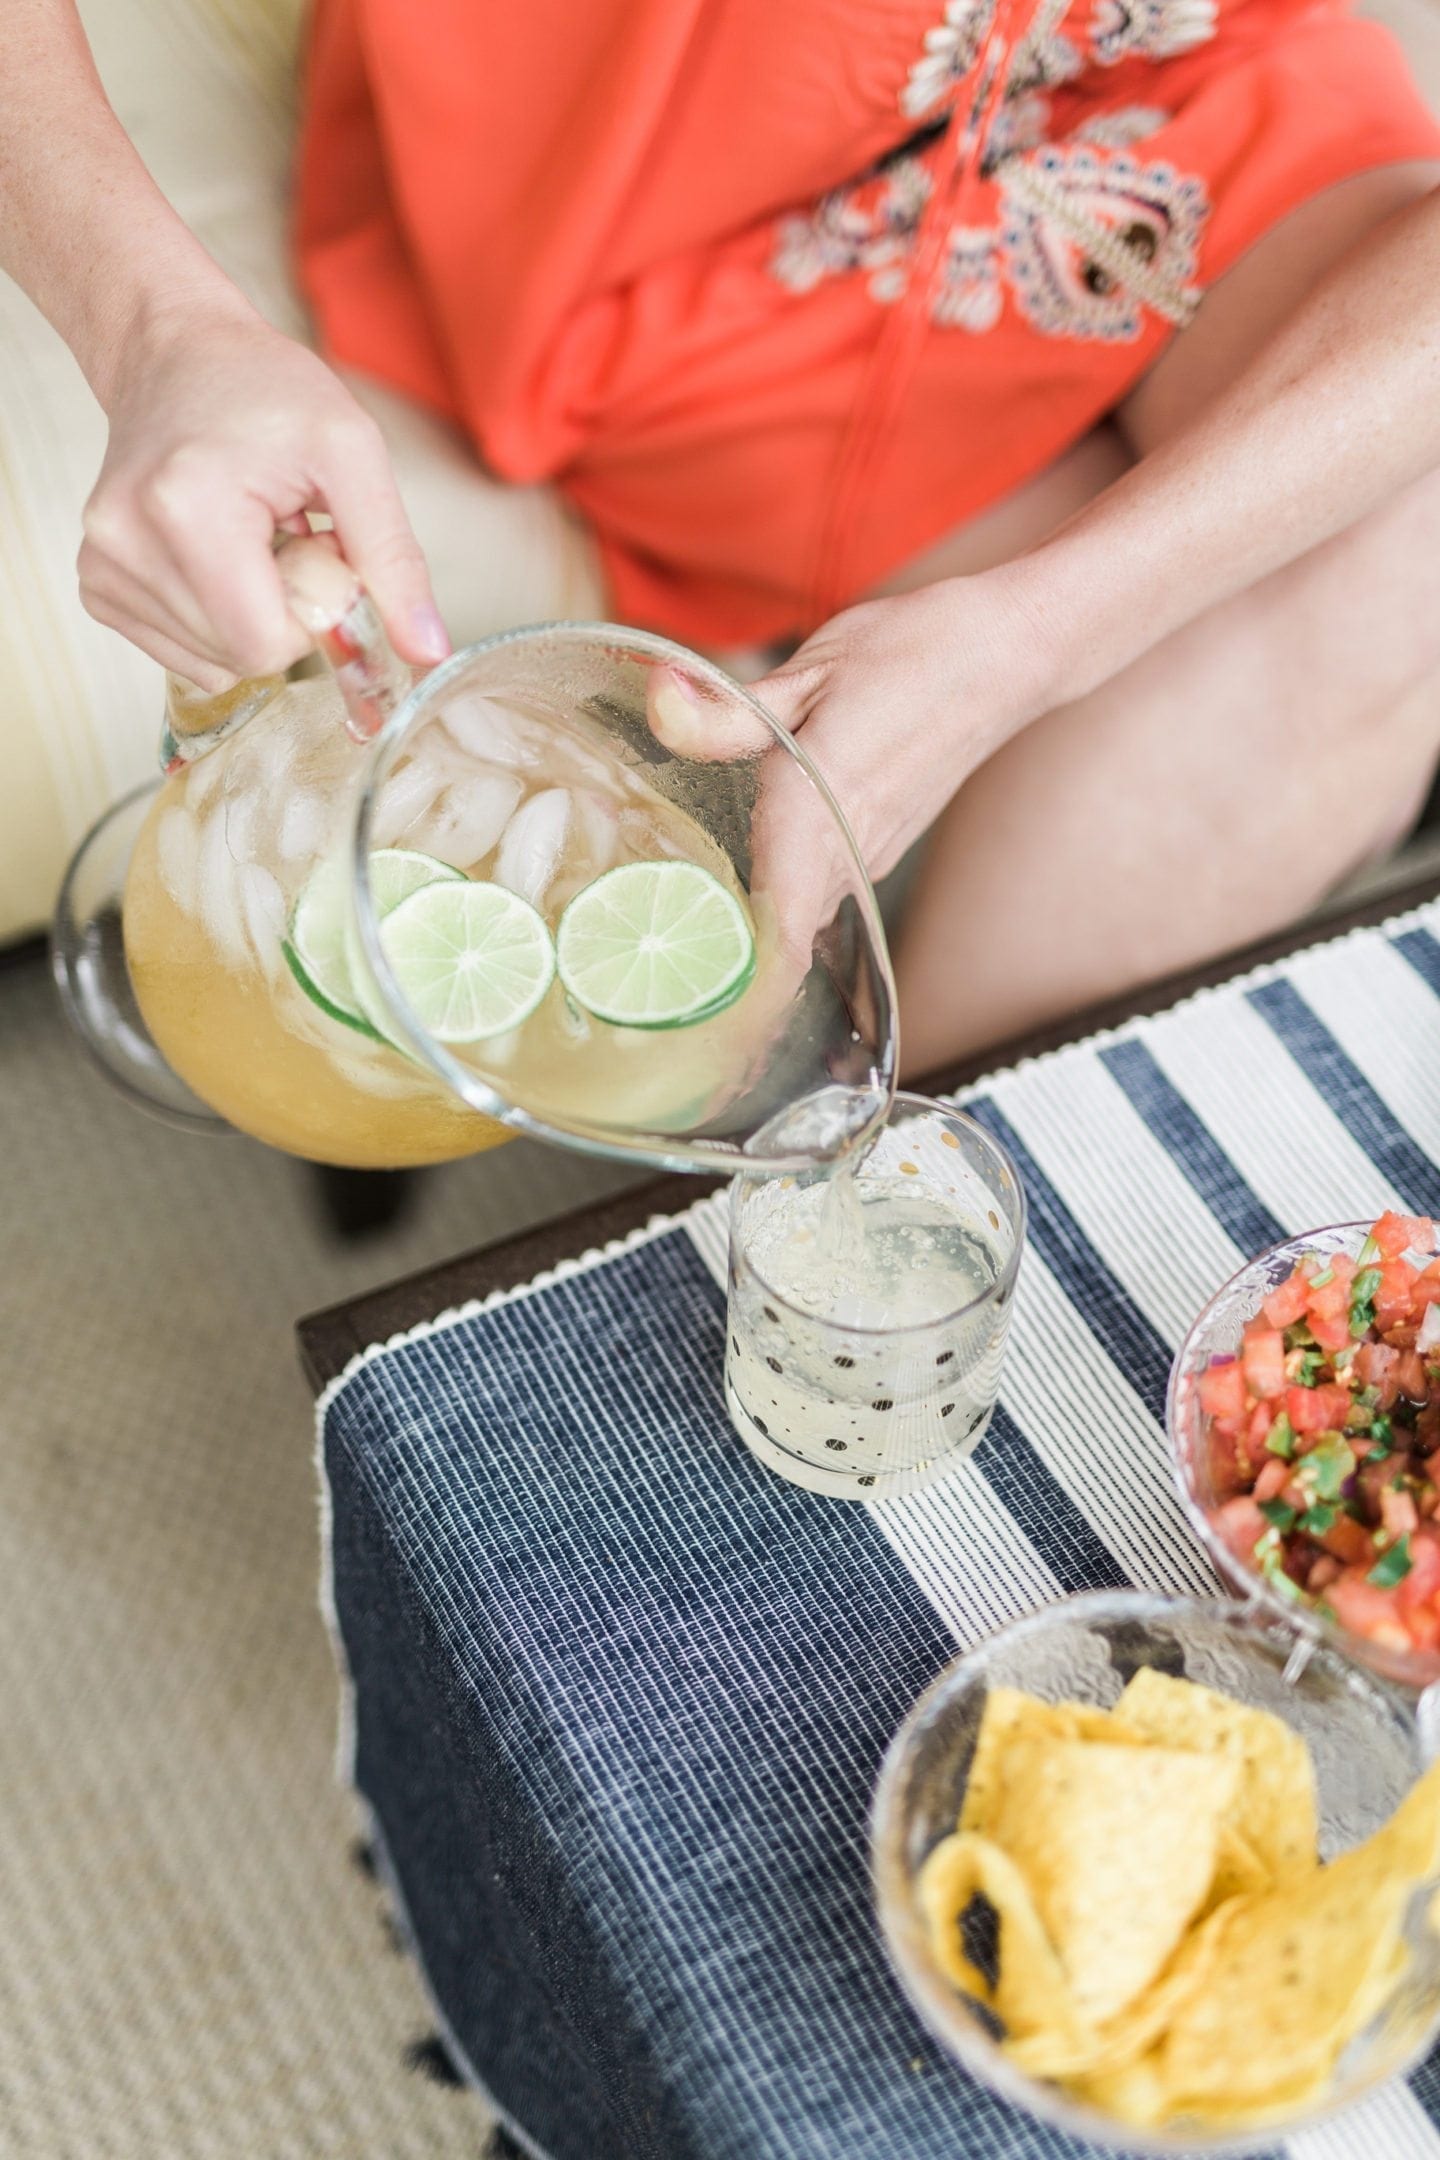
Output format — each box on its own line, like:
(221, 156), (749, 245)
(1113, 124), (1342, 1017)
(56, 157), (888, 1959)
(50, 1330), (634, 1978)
(378, 879), (555, 1042)
(556, 860), (755, 1028)
(285, 849), (462, 1035)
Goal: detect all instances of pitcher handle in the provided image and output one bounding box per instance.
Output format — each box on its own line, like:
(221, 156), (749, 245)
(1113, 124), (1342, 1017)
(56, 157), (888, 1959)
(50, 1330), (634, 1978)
(273, 532), (416, 744)
(158, 532), (417, 769)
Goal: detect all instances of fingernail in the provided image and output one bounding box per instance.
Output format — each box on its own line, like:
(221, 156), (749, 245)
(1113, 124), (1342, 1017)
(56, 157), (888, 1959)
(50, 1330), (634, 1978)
(409, 604), (452, 664)
(651, 667), (701, 746)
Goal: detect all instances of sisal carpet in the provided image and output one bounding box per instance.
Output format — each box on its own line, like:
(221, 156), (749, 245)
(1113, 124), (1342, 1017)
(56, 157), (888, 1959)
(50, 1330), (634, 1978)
(0, 945), (642, 2160)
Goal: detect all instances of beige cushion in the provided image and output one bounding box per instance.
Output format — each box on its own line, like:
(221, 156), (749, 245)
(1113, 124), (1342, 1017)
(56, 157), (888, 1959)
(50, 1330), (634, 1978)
(0, 0), (602, 944)
(1367, 0), (1440, 103)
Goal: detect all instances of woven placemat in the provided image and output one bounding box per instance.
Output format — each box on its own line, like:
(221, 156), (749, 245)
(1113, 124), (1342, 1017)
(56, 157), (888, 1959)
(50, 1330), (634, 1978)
(320, 899), (1440, 2160)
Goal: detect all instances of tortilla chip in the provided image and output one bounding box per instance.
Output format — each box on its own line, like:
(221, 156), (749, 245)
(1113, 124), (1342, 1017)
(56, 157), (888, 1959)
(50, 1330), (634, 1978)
(987, 1736), (1239, 2027)
(958, 1687), (1135, 1838)
(1111, 1668), (1317, 1885)
(1207, 1823), (1273, 1910)
(1069, 2048), (1173, 2128)
(1365, 1755), (1440, 1883)
(926, 1689), (1440, 2137)
(1076, 2048), (1334, 2133)
(1158, 1833), (1421, 2105)
(1009, 1895), (1235, 2084)
(916, 1830), (1092, 2053)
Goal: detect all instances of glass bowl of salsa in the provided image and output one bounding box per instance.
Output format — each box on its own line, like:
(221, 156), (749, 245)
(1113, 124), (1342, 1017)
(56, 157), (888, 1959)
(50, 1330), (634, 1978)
(1169, 1213), (1440, 1691)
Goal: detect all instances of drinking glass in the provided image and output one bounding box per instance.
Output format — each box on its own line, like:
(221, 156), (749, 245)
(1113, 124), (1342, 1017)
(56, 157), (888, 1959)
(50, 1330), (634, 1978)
(724, 1094), (1025, 1497)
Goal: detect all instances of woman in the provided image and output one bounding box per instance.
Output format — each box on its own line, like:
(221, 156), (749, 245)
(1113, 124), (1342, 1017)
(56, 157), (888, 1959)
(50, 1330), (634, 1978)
(4, 0), (1440, 1071)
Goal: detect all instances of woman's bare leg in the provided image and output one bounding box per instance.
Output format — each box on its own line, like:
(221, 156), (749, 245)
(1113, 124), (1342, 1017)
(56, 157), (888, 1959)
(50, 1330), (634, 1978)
(892, 162), (1440, 1075)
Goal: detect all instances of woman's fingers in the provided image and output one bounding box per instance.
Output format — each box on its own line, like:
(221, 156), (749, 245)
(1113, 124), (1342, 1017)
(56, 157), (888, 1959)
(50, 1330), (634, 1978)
(320, 416), (450, 666)
(82, 456), (311, 679)
(77, 544), (245, 690)
(645, 664), (778, 760)
(77, 310), (449, 682)
(79, 573), (239, 691)
(642, 651), (856, 974)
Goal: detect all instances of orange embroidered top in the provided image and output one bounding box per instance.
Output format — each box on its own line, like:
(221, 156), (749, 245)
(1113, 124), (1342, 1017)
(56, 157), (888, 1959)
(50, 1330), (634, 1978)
(296, 0), (1439, 645)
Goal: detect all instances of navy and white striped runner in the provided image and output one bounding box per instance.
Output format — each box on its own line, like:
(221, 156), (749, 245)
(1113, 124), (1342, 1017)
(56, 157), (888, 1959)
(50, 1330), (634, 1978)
(320, 902), (1440, 2160)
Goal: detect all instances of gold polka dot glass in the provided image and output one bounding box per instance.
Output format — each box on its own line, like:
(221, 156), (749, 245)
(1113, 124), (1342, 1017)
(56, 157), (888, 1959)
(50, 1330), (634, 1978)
(724, 1093), (1026, 1498)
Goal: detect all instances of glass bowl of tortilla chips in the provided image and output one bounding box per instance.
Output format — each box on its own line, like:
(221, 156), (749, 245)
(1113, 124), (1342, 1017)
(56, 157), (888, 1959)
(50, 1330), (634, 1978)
(871, 1590), (1440, 2152)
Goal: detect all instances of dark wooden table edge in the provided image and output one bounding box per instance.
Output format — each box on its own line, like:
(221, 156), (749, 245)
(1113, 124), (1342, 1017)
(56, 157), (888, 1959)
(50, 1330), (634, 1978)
(298, 872), (1440, 1394)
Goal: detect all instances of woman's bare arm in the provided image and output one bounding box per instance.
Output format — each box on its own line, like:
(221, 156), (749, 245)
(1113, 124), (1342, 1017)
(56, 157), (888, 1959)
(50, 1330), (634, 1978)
(1025, 184), (1440, 706)
(0, 0), (244, 396)
(0, 0), (446, 686)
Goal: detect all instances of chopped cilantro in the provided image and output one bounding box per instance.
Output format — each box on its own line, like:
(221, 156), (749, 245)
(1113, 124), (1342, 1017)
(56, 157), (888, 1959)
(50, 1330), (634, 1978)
(1265, 1413), (1296, 1461)
(1259, 1499), (1298, 1531)
(1298, 1502), (1338, 1536)
(1349, 1266), (1382, 1340)
(1256, 1530), (1308, 1607)
(1368, 1536), (1413, 1590)
(1295, 1435), (1356, 1505)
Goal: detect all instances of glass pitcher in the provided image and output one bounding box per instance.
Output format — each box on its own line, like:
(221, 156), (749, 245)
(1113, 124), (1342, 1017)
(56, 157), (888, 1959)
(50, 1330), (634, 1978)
(54, 538), (897, 1176)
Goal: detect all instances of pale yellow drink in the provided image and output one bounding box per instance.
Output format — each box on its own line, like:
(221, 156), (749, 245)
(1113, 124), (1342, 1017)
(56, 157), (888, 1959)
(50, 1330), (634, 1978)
(123, 680), (762, 1168)
(125, 846), (499, 1166)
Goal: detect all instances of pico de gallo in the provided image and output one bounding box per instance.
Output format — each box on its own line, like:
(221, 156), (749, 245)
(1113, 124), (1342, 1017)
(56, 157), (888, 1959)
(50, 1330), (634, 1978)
(1201, 1211), (1440, 1660)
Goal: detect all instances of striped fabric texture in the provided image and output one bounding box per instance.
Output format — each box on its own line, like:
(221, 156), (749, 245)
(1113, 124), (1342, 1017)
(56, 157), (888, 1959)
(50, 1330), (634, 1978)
(318, 902), (1440, 2160)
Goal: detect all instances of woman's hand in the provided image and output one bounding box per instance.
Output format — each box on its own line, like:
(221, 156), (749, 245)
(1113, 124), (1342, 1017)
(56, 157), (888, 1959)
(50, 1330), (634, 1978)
(646, 571), (1059, 988)
(751, 569), (1059, 882)
(79, 302), (448, 691)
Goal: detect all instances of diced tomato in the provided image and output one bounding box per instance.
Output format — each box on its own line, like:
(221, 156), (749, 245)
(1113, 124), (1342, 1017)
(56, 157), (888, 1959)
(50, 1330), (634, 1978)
(1253, 1456), (1291, 1504)
(1307, 1275), (1348, 1324)
(1307, 1554), (1342, 1591)
(1397, 1350), (1429, 1400)
(1412, 1263), (1440, 1321)
(1407, 1607), (1440, 1652)
(1241, 1325), (1286, 1402)
(1287, 1383), (1352, 1436)
(1240, 1401), (1275, 1472)
(1199, 1361), (1248, 1422)
(1371, 1212), (1435, 1260)
(1376, 1260), (1420, 1332)
(1355, 1340), (1401, 1407)
(1357, 1456), (1396, 1522)
(1207, 1425), (1244, 1501)
(1398, 1525), (1440, 1617)
(1325, 1568), (1411, 1650)
(1318, 1513), (1373, 1567)
(1213, 1496), (1266, 1563)
(1308, 1310), (1351, 1353)
(1262, 1273), (1310, 1329)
